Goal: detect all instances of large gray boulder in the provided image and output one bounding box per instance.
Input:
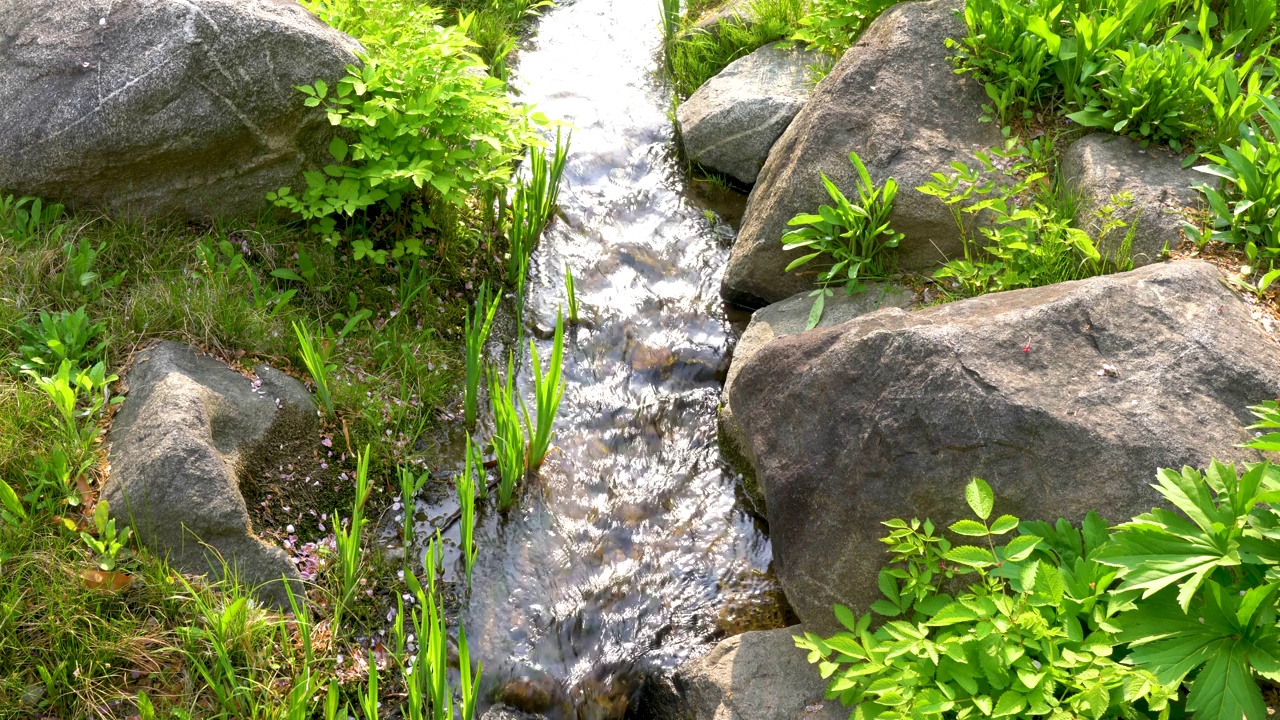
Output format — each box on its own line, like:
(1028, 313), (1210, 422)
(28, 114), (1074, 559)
(721, 283), (913, 514)
(0, 0), (359, 220)
(1063, 134), (1202, 268)
(721, 0), (1001, 308)
(727, 261), (1280, 632)
(678, 44), (817, 187)
(106, 342), (318, 606)
(675, 626), (844, 720)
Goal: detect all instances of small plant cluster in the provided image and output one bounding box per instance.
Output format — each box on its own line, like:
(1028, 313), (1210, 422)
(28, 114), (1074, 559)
(919, 139), (1136, 297)
(791, 0), (897, 61)
(953, 0), (1279, 151)
(782, 151), (903, 327)
(271, 2), (540, 261)
(802, 404), (1280, 720)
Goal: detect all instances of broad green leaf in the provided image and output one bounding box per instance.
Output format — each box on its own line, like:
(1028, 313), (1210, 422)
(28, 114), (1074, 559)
(950, 519), (991, 537)
(928, 602), (981, 626)
(992, 691), (1026, 717)
(1002, 536), (1041, 563)
(946, 545), (997, 568)
(834, 603), (860, 632)
(966, 478), (994, 520)
(989, 515), (1019, 535)
(1186, 640), (1267, 720)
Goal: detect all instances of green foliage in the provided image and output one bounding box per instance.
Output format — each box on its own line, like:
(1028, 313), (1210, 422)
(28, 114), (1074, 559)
(792, 0), (897, 59)
(398, 464), (429, 548)
(1099, 461), (1280, 720)
(1245, 399), (1280, 451)
(272, 3), (537, 254)
(0, 195), (69, 248)
(0, 479), (26, 527)
(488, 354), (526, 513)
(293, 320), (336, 416)
(952, 0), (1280, 145)
(523, 311), (565, 471)
(23, 449), (90, 518)
(564, 264), (580, 324)
(23, 360), (119, 461)
(62, 238), (124, 302)
(919, 141), (1134, 297)
(458, 433), (480, 584)
(464, 281), (500, 430)
(333, 448), (373, 631)
(1189, 97), (1280, 259)
(78, 500), (131, 572)
(12, 306), (106, 373)
(506, 130), (570, 283)
(797, 478), (1175, 720)
(782, 152), (902, 328)
(665, 0), (805, 99)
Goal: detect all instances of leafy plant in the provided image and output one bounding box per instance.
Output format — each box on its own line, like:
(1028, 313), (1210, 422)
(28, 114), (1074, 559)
(23, 448), (90, 516)
(522, 311), (565, 471)
(464, 281), (500, 430)
(920, 143), (1134, 297)
(62, 238), (124, 301)
(0, 479), (27, 526)
(457, 433), (479, 584)
(12, 306), (106, 373)
(271, 4), (537, 251)
(1098, 460), (1280, 720)
(1245, 399), (1280, 451)
(782, 151), (902, 328)
(793, 0), (897, 59)
(1189, 97), (1280, 259)
(79, 500), (131, 572)
(398, 464), (429, 548)
(564, 264), (581, 324)
(506, 130), (570, 283)
(797, 478), (1175, 720)
(333, 447), (373, 630)
(23, 360), (119, 460)
(293, 320), (336, 416)
(488, 354), (526, 513)
(0, 195), (69, 248)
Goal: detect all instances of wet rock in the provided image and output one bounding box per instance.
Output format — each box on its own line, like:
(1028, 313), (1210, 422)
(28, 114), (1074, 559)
(1062, 133), (1202, 267)
(0, 0), (359, 219)
(727, 261), (1280, 632)
(720, 283), (913, 514)
(721, 0), (1001, 308)
(675, 625), (844, 720)
(678, 44), (818, 186)
(497, 672), (563, 715)
(482, 704), (547, 720)
(105, 342), (316, 607)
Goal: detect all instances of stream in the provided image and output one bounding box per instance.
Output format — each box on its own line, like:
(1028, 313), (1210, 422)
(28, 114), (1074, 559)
(406, 1), (785, 717)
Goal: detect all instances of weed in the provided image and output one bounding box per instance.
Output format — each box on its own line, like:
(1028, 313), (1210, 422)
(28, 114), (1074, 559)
(79, 500), (131, 571)
(333, 447), (373, 630)
(23, 360), (119, 462)
(488, 354), (526, 512)
(0, 195), (70, 248)
(782, 152), (902, 328)
(793, 0), (897, 59)
(464, 281), (501, 429)
(293, 320), (336, 416)
(507, 130), (571, 283)
(564, 264), (580, 324)
(12, 306), (106, 372)
(1190, 97), (1280, 259)
(523, 310), (565, 471)
(399, 464), (429, 548)
(458, 433), (479, 584)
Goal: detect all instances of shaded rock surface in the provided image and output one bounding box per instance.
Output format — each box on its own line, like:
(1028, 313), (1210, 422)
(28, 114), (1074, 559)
(678, 44), (817, 186)
(106, 342), (317, 606)
(721, 0), (1001, 308)
(675, 626), (844, 720)
(1063, 134), (1202, 268)
(720, 283), (914, 515)
(727, 261), (1280, 632)
(0, 0), (359, 219)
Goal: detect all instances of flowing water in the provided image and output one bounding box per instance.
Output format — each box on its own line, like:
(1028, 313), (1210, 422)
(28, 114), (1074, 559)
(403, 1), (784, 716)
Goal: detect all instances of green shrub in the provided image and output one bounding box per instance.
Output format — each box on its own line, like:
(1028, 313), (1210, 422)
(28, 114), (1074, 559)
(796, 478), (1177, 720)
(793, 0), (898, 60)
(12, 306), (106, 373)
(1099, 460), (1280, 720)
(919, 141), (1134, 297)
(272, 3), (536, 257)
(781, 151), (902, 328)
(1189, 96), (1280, 259)
(949, 0), (1057, 122)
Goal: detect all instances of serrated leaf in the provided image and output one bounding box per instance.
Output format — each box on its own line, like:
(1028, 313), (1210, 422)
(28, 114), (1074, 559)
(946, 545), (997, 568)
(834, 603), (860, 632)
(1002, 535), (1041, 563)
(992, 691), (1026, 717)
(928, 602), (981, 626)
(966, 478), (995, 520)
(989, 515), (1019, 535)
(1186, 640), (1266, 720)
(951, 519), (991, 537)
